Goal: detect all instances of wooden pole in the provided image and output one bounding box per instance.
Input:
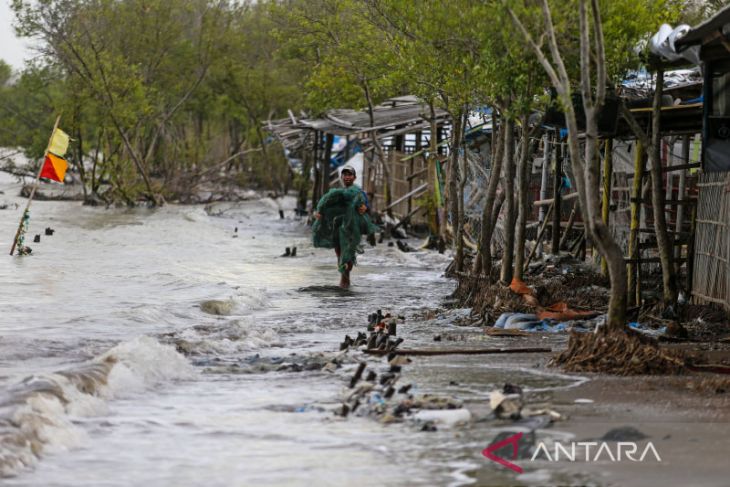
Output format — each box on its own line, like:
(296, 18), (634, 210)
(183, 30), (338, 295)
(523, 202), (554, 271)
(627, 141), (645, 305)
(10, 115), (61, 256)
(311, 130), (321, 212)
(675, 135), (689, 270)
(687, 202), (697, 300)
(601, 138), (613, 275)
(537, 133), (550, 256)
(551, 141), (562, 254)
(559, 202), (578, 250)
(322, 132), (334, 195)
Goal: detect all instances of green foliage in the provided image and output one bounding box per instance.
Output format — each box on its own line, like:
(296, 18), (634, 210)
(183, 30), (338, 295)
(364, 1), (546, 118)
(5, 0), (307, 203)
(0, 60), (11, 85)
(0, 64), (64, 158)
(275, 0), (403, 113)
(1, 0), (682, 204)
(506, 0), (684, 85)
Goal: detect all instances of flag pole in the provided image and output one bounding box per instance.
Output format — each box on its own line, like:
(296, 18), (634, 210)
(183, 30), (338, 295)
(10, 114), (62, 256)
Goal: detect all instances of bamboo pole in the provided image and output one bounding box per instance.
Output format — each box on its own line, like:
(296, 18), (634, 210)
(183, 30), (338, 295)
(533, 191), (579, 207)
(10, 115), (62, 256)
(674, 135), (689, 270)
(559, 202), (578, 250)
(523, 202), (554, 271)
(627, 142), (645, 305)
(687, 200), (698, 303)
(311, 130), (321, 212)
(601, 139), (613, 275)
(551, 141), (562, 253)
(537, 133), (550, 256)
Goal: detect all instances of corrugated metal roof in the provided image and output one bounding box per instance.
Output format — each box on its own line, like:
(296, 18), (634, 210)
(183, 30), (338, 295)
(265, 96), (451, 149)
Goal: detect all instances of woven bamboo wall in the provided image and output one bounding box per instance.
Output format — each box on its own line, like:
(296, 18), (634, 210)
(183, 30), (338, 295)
(692, 171), (730, 309)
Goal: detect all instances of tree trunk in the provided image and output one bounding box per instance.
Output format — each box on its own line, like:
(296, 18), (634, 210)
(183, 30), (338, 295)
(575, 112), (627, 330)
(90, 127), (103, 196)
(508, 0), (627, 331)
(537, 133), (551, 256)
(513, 115), (532, 280)
(500, 118), (516, 284)
(473, 114), (505, 277)
(449, 109), (463, 246)
(649, 69), (678, 305)
(601, 138), (613, 275)
(427, 102), (441, 236)
(456, 155), (467, 271)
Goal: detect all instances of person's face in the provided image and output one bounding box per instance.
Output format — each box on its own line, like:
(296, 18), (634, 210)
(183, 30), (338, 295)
(341, 171), (356, 186)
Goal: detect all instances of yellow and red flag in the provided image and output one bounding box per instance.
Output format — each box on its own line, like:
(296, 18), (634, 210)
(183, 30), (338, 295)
(48, 128), (70, 157)
(40, 127), (70, 183)
(40, 152), (68, 183)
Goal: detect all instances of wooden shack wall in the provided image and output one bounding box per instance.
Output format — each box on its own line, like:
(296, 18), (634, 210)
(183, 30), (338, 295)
(692, 171), (730, 309)
(370, 150), (429, 224)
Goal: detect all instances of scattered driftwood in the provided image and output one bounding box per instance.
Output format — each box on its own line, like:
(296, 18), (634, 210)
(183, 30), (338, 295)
(486, 328), (530, 337)
(365, 347), (551, 356)
(686, 364), (730, 375)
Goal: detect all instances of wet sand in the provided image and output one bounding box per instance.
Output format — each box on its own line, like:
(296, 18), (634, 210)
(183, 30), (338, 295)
(381, 324), (730, 487)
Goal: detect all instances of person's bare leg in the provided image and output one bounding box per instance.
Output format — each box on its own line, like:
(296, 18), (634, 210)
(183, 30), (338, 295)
(339, 261), (353, 289)
(335, 247), (347, 288)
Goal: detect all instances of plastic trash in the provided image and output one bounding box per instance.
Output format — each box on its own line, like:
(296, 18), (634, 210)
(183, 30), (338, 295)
(494, 312), (541, 330)
(413, 408), (471, 427)
(629, 322), (667, 337)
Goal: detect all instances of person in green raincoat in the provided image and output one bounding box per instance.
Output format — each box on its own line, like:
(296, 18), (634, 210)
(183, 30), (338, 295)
(312, 164), (377, 288)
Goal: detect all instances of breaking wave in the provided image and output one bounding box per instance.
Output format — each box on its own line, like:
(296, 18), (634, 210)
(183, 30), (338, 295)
(0, 337), (194, 477)
(168, 319), (282, 356)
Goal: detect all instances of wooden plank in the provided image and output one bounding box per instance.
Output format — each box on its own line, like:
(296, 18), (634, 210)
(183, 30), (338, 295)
(691, 291), (729, 307)
(383, 183), (428, 211)
(630, 102), (702, 113)
(624, 257), (686, 264)
(364, 347), (553, 356)
(407, 167), (429, 181)
(627, 162), (700, 179)
(629, 197), (697, 205)
(533, 191), (579, 207)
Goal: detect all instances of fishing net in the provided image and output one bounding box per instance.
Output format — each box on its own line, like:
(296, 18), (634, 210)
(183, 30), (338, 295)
(312, 187), (378, 273)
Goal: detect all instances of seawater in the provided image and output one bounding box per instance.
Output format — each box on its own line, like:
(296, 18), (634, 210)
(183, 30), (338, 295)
(0, 171), (581, 487)
(0, 171), (466, 486)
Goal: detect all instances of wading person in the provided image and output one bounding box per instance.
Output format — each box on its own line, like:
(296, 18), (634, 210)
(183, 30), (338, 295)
(312, 165), (377, 288)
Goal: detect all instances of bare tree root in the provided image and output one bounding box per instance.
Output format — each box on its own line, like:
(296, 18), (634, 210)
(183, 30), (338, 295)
(551, 327), (686, 375)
